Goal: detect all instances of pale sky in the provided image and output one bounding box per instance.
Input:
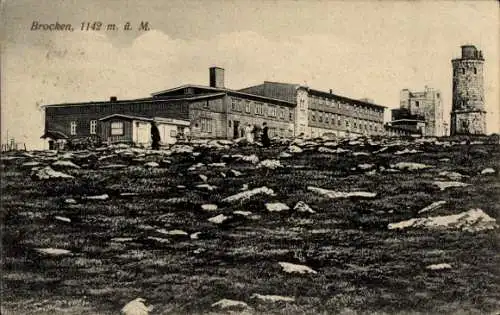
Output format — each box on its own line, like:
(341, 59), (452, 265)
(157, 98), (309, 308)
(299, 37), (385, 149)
(1, 0), (499, 149)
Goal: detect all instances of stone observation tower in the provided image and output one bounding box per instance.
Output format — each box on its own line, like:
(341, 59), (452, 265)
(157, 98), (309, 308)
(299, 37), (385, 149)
(450, 45), (486, 135)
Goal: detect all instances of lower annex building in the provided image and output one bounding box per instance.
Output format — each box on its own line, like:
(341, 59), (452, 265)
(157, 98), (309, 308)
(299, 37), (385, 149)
(42, 67), (387, 147)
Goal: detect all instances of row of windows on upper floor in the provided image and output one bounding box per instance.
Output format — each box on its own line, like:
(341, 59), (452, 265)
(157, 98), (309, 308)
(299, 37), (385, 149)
(303, 96), (384, 117)
(230, 98), (294, 121)
(309, 112), (382, 132)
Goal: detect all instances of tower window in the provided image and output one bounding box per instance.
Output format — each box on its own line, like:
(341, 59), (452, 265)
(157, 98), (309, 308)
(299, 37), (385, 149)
(474, 67), (477, 74)
(462, 68), (465, 74)
(415, 101), (419, 107)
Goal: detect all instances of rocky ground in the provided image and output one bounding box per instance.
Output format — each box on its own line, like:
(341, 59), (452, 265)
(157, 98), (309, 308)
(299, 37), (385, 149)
(1, 136), (500, 315)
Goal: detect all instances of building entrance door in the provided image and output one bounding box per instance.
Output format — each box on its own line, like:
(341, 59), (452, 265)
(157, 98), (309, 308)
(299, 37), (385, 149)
(233, 121), (240, 139)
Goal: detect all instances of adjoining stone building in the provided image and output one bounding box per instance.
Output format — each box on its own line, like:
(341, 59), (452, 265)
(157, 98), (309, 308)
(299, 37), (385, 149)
(388, 86), (444, 137)
(450, 45), (487, 135)
(42, 67), (387, 147)
(239, 82), (386, 138)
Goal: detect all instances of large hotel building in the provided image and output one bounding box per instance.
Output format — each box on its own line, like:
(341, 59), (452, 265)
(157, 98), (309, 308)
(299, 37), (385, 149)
(42, 67), (387, 146)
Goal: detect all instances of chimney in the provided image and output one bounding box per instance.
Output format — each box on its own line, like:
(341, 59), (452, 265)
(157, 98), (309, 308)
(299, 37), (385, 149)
(329, 89), (332, 94)
(209, 67), (225, 88)
(110, 96), (117, 102)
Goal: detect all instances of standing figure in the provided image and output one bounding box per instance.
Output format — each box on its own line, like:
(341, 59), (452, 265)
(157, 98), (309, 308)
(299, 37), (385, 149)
(151, 121), (161, 150)
(245, 123), (254, 144)
(261, 122), (270, 148)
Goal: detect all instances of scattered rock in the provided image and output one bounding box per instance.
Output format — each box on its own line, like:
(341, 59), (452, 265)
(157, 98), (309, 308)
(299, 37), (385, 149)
(294, 201), (316, 214)
(196, 184), (217, 191)
(394, 148), (422, 155)
(233, 210), (252, 216)
(288, 145), (303, 153)
(201, 204), (218, 211)
(240, 154), (259, 164)
(266, 203), (290, 212)
(99, 164), (127, 169)
(357, 163), (374, 170)
(250, 293), (295, 302)
(426, 263), (452, 271)
(439, 171), (468, 181)
(279, 152), (292, 158)
(388, 208), (498, 232)
(481, 168), (495, 175)
(111, 237), (134, 243)
(418, 201), (446, 214)
(35, 248), (71, 256)
(84, 194), (109, 200)
(211, 299), (249, 310)
(190, 232), (201, 240)
(22, 161), (41, 167)
(199, 174), (208, 182)
(230, 169), (243, 177)
(120, 193), (139, 196)
(208, 214), (230, 224)
(222, 186), (276, 203)
(65, 198), (77, 204)
(258, 159), (283, 169)
(34, 166), (74, 180)
(163, 229), (189, 236)
(144, 162), (159, 168)
(121, 297), (151, 315)
(55, 216), (71, 223)
(278, 262), (317, 274)
(147, 236), (169, 244)
(352, 151), (370, 156)
(433, 181), (470, 191)
(208, 162), (226, 167)
(308, 186), (376, 199)
(391, 162), (432, 171)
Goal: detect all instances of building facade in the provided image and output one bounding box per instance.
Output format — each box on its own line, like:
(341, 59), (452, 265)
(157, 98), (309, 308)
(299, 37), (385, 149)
(42, 67), (387, 146)
(240, 82), (386, 138)
(450, 45), (486, 135)
(397, 87), (444, 136)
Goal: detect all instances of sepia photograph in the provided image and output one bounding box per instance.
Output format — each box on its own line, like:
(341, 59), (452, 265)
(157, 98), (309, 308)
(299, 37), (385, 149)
(1, 0), (499, 314)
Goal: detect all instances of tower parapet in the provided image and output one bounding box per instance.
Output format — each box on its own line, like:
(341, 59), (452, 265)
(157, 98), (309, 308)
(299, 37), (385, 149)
(450, 45), (486, 135)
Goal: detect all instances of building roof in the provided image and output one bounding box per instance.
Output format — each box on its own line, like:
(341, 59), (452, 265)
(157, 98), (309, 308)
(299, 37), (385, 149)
(99, 114), (154, 121)
(42, 93), (226, 108)
(151, 84), (296, 106)
(99, 114), (190, 126)
(40, 130), (69, 139)
(239, 81), (387, 109)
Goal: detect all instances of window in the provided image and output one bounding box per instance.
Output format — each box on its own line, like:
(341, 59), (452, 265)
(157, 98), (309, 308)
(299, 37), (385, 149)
(90, 120), (97, 134)
(474, 67), (477, 74)
(289, 112), (293, 120)
(312, 113), (316, 121)
(319, 113), (323, 122)
(231, 99), (237, 111)
(203, 101), (209, 108)
(325, 114), (329, 123)
(245, 101), (251, 113)
(462, 68), (465, 74)
(279, 108), (285, 119)
(268, 106), (276, 117)
(228, 120), (232, 127)
(256, 103), (264, 115)
(415, 101), (419, 107)
(111, 122), (123, 135)
(200, 118), (213, 133)
(170, 130), (177, 137)
(70, 121), (77, 135)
